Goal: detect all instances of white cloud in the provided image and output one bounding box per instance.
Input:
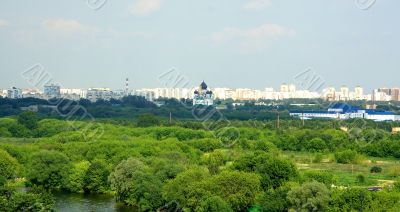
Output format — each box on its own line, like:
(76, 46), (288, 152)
(243, 0), (271, 11)
(43, 19), (86, 33)
(0, 19), (9, 28)
(129, 0), (163, 16)
(211, 23), (295, 50)
(41, 19), (101, 39)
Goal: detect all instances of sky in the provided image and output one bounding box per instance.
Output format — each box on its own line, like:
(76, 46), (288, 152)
(0, 0), (399, 91)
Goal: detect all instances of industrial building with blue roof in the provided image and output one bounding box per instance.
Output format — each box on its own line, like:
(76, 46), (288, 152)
(290, 103), (399, 122)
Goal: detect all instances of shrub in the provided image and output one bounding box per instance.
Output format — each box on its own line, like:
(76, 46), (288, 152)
(335, 150), (359, 164)
(303, 171), (336, 186)
(370, 166), (382, 173)
(0, 148), (19, 182)
(356, 174), (365, 184)
(313, 153), (324, 163)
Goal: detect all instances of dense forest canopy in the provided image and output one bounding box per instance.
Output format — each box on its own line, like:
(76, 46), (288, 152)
(1, 110), (400, 211)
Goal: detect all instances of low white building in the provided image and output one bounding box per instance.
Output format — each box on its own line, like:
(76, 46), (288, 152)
(290, 103), (400, 122)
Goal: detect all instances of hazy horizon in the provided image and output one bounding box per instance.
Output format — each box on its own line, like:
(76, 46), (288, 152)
(1, 0), (399, 91)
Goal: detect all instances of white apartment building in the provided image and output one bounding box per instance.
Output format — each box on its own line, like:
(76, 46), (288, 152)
(60, 89), (86, 100)
(7, 87), (23, 99)
(86, 88), (113, 102)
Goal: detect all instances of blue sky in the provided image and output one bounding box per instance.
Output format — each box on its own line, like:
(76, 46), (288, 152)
(0, 0), (399, 91)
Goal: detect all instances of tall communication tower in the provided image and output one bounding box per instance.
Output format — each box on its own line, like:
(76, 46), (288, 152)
(125, 78), (129, 96)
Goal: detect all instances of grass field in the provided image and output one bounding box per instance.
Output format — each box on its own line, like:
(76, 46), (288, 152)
(283, 151), (400, 187)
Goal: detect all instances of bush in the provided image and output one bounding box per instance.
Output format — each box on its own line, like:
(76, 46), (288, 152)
(0, 149), (19, 182)
(370, 166), (382, 173)
(303, 171), (336, 186)
(356, 174), (365, 184)
(27, 150), (72, 189)
(313, 153), (324, 163)
(137, 113), (160, 127)
(335, 150), (359, 164)
(287, 182), (330, 212)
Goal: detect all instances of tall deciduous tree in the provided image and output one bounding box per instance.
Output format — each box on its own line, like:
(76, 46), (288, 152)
(27, 150), (72, 189)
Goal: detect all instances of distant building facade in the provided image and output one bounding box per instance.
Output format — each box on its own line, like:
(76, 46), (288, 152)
(86, 88), (113, 102)
(44, 84), (61, 99)
(7, 87), (22, 99)
(290, 103), (400, 122)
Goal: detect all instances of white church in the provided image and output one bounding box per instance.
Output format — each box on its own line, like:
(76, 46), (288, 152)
(193, 81), (214, 106)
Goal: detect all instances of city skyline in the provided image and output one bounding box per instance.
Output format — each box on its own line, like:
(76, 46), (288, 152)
(2, 81), (400, 102)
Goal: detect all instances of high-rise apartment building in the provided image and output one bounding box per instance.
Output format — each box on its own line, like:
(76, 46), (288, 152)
(7, 87), (23, 99)
(391, 88), (400, 101)
(44, 84), (61, 99)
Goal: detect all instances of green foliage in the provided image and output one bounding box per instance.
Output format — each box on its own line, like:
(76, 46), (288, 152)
(17, 111), (39, 130)
(334, 150), (359, 164)
(256, 184), (294, 212)
(0, 186), (55, 212)
(7, 123), (31, 138)
(233, 152), (298, 189)
(164, 168), (261, 211)
(356, 174), (366, 184)
(205, 171), (261, 211)
(65, 161), (90, 193)
(109, 157), (164, 211)
(137, 113), (160, 127)
(83, 159), (110, 193)
(186, 138), (222, 152)
(330, 188), (372, 211)
(312, 153), (323, 163)
(304, 138), (327, 152)
(370, 166), (382, 173)
(0, 149), (19, 183)
(202, 150), (225, 174)
(163, 168), (211, 210)
(2, 117), (400, 211)
(27, 150), (72, 189)
(0, 127), (11, 137)
(198, 196), (233, 212)
(303, 171), (336, 186)
(287, 182), (330, 212)
(109, 158), (146, 204)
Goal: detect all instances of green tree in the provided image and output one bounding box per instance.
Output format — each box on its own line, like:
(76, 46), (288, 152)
(0, 186), (55, 212)
(137, 113), (160, 127)
(17, 111), (39, 130)
(0, 149), (19, 185)
(334, 150), (359, 164)
(234, 152), (298, 189)
(83, 160), (110, 193)
(7, 123), (31, 138)
(203, 150), (225, 175)
(207, 171), (261, 211)
(287, 182), (330, 212)
(27, 150), (72, 189)
(0, 127), (11, 137)
(65, 161), (90, 193)
(329, 188), (372, 211)
(256, 183), (296, 212)
(197, 196), (233, 212)
(304, 138), (327, 152)
(109, 158), (163, 211)
(163, 168), (211, 210)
